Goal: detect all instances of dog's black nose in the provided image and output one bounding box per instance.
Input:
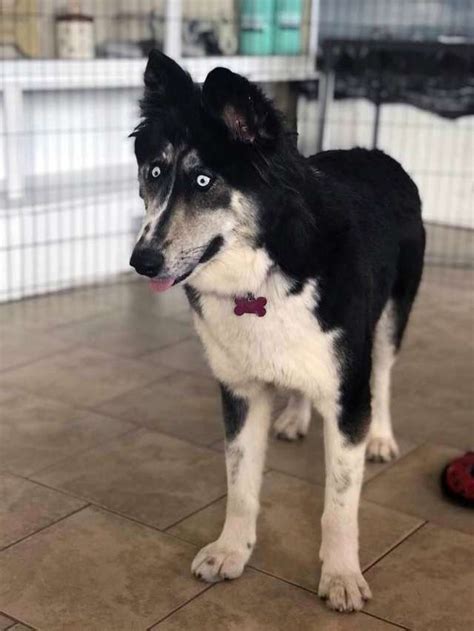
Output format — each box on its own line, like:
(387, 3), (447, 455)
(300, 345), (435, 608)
(129, 247), (164, 278)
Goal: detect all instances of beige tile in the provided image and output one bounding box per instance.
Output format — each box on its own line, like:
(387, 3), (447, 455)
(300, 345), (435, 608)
(392, 392), (472, 452)
(390, 273), (474, 451)
(170, 471), (422, 593)
(0, 284), (121, 331)
(364, 443), (473, 535)
(0, 506), (205, 631)
(0, 388), (134, 476)
(391, 358), (473, 450)
(364, 523), (474, 631)
(99, 372), (223, 446)
(154, 568), (398, 631)
(0, 473), (85, 549)
(2, 347), (165, 408)
(146, 338), (211, 377)
(50, 310), (193, 359)
(34, 429), (226, 530)
(0, 326), (72, 372)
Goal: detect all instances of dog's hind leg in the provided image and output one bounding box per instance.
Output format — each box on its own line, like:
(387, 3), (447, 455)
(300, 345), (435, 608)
(367, 300), (399, 462)
(274, 391), (311, 441)
(191, 383), (272, 583)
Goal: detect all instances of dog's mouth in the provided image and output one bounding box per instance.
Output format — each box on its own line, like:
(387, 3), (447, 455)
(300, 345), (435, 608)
(148, 269), (193, 294)
(147, 236), (224, 294)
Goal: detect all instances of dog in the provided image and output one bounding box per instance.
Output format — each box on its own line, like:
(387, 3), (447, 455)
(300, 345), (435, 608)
(129, 51), (425, 612)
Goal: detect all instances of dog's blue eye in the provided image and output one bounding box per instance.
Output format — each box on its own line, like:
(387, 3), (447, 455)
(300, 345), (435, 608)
(196, 174), (211, 188)
(151, 166), (161, 179)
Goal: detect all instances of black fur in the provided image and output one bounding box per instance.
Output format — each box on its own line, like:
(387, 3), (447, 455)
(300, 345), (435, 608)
(199, 235), (224, 264)
(220, 384), (248, 441)
(132, 52), (425, 444)
(184, 284), (202, 317)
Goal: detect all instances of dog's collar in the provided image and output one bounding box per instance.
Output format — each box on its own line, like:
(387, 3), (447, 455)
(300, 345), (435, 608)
(234, 293), (267, 317)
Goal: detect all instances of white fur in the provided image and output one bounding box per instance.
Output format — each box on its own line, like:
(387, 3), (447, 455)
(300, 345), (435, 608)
(318, 414), (371, 611)
(367, 300), (399, 462)
(187, 243), (372, 611)
(194, 268), (340, 400)
(274, 391), (312, 440)
(191, 384), (272, 581)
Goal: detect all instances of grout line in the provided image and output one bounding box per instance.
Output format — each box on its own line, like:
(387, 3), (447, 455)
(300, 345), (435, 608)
(0, 504), (90, 553)
(70, 405), (225, 454)
(246, 565), (410, 629)
(4, 471), (98, 504)
(11, 474), (190, 539)
(145, 584), (215, 630)
(363, 520), (429, 573)
(0, 611), (37, 631)
(7, 487), (218, 554)
(362, 610), (411, 630)
(23, 426), (141, 479)
(133, 333), (197, 361)
(0, 343), (79, 375)
(362, 441), (427, 488)
(164, 493), (228, 532)
(76, 331), (196, 364)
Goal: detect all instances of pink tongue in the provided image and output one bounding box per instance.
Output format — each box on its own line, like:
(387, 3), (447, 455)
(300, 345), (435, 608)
(149, 277), (175, 293)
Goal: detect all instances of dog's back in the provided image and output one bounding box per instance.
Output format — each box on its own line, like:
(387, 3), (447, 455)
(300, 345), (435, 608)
(307, 148), (425, 347)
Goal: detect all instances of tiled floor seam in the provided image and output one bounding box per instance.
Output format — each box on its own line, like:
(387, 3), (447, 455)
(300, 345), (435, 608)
(23, 421), (224, 479)
(77, 333), (196, 363)
(145, 584), (215, 630)
(362, 520), (429, 573)
(22, 464), (228, 536)
(132, 333), (197, 360)
(3, 490), (223, 552)
(163, 493), (228, 533)
(0, 504), (90, 554)
(362, 611), (411, 630)
(242, 566), (409, 630)
(22, 426), (141, 479)
(361, 441), (429, 487)
(0, 612), (36, 631)
(0, 343), (79, 375)
(65, 373), (181, 417)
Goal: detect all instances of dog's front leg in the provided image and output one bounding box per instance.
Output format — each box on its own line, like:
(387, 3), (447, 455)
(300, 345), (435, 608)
(318, 403), (372, 612)
(191, 383), (272, 583)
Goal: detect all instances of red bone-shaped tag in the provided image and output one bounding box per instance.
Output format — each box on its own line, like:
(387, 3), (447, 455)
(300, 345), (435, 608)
(234, 295), (267, 317)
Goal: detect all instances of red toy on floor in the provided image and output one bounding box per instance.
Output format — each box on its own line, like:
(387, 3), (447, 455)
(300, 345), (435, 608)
(441, 452), (474, 508)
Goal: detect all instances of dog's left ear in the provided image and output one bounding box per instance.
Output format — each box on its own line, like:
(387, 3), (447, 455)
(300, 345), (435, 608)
(141, 50), (195, 116)
(202, 67), (281, 145)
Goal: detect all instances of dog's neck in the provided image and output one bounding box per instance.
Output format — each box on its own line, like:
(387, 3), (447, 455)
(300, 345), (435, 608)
(190, 241), (273, 298)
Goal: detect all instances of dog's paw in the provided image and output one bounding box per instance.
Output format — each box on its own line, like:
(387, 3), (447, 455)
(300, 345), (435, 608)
(191, 541), (250, 583)
(366, 434), (399, 462)
(318, 569), (372, 612)
(274, 407), (310, 441)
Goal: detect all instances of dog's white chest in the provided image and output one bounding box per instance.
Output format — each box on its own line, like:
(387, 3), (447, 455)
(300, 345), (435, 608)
(194, 279), (340, 397)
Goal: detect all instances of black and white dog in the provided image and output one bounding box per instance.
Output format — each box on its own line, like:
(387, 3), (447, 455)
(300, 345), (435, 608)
(130, 52), (425, 612)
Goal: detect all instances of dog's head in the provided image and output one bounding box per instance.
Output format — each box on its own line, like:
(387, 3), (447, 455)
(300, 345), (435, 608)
(129, 51), (291, 292)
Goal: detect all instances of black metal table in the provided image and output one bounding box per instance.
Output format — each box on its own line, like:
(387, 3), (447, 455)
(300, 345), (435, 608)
(316, 37), (474, 151)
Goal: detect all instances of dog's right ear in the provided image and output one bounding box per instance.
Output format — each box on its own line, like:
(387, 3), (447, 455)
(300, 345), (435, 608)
(140, 50), (195, 116)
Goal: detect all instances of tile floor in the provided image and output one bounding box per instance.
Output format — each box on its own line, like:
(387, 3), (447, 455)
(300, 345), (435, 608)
(0, 267), (472, 631)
